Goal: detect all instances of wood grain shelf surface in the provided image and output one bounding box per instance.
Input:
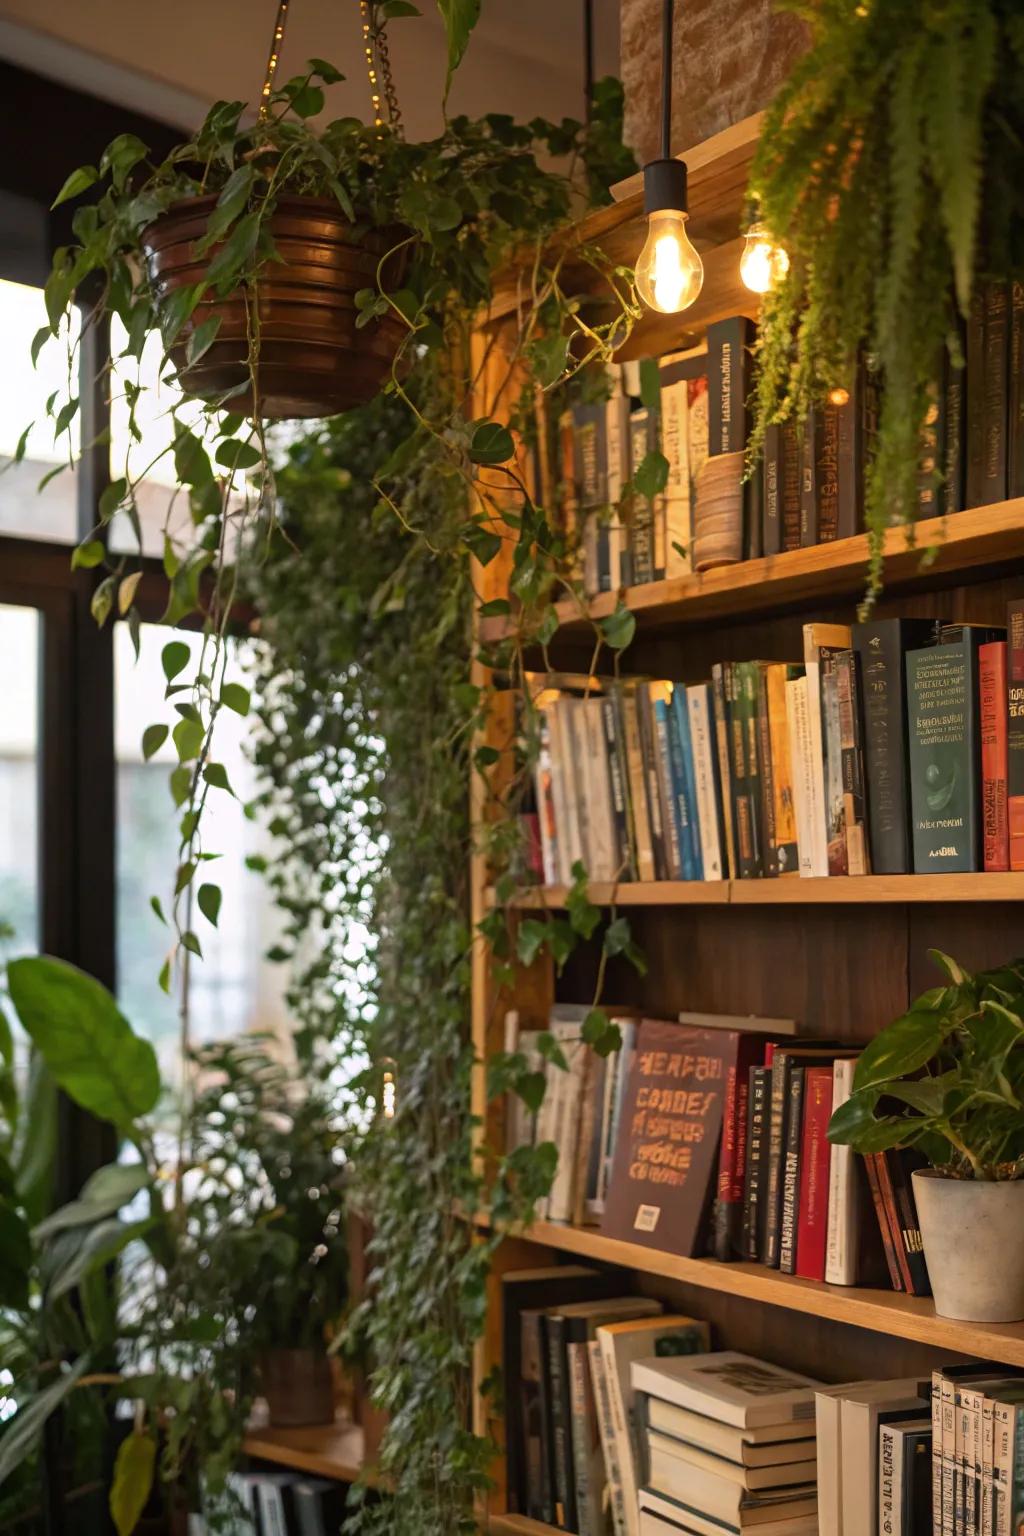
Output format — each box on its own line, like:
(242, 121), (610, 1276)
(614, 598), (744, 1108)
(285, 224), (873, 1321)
(479, 500), (1024, 643)
(497, 872), (1024, 909)
(488, 1515), (559, 1535)
(242, 1419), (366, 1483)
(479, 1216), (1024, 1367)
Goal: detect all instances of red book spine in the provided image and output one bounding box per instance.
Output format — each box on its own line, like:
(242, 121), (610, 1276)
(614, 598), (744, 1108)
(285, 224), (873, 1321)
(794, 1067), (834, 1281)
(980, 640), (1009, 871)
(873, 1149), (915, 1293)
(863, 1152), (903, 1291)
(1009, 603), (1024, 869)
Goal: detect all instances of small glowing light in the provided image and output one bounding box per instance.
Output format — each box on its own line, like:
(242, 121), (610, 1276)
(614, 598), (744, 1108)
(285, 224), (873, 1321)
(635, 211), (704, 315)
(828, 386), (851, 407)
(382, 1069), (396, 1120)
(739, 222), (790, 295)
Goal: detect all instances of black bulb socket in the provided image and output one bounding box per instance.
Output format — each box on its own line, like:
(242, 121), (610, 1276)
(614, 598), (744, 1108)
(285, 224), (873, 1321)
(643, 158), (688, 216)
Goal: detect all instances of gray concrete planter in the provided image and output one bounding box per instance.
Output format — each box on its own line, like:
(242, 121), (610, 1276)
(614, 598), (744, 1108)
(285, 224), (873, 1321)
(913, 1169), (1024, 1322)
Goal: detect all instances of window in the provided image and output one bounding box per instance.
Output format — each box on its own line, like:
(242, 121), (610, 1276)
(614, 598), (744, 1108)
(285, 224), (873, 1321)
(114, 623), (289, 1085)
(0, 605), (39, 954)
(0, 279), (80, 545)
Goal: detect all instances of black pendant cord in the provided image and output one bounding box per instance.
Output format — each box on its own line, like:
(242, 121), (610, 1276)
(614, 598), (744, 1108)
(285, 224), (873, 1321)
(661, 0), (674, 161)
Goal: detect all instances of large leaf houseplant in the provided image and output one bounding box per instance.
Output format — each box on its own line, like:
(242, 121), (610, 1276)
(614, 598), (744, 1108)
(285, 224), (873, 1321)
(829, 949), (1024, 1322)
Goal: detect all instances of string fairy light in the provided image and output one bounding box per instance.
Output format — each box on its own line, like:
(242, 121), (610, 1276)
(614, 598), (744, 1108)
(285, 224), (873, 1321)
(359, 0), (385, 129)
(259, 0), (291, 119)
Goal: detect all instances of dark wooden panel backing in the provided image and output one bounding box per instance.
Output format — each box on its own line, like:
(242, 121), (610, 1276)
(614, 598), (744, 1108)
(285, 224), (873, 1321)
(908, 905), (1024, 995)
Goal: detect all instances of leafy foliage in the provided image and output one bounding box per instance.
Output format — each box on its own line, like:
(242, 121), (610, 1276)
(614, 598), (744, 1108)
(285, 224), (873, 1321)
(828, 949), (1024, 1179)
(751, 0), (1024, 606)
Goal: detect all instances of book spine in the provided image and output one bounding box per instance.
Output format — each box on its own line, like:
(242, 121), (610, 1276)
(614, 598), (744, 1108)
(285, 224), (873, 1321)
(687, 685), (724, 880)
(763, 422), (783, 555)
(837, 380), (863, 538)
(763, 1054), (789, 1268)
(956, 1386), (968, 1536)
(588, 1340), (627, 1536)
(942, 1375), (959, 1536)
(661, 372), (692, 576)
(864, 1152), (904, 1290)
(671, 688), (704, 879)
(619, 685), (656, 883)
(880, 1424), (898, 1536)
(944, 339), (966, 515)
(1011, 281), (1024, 498)
(1008, 603), (1024, 871)
(534, 712), (559, 887)
(933, 1373), (945, 1536)
(597, 1330), (642, 1536)
(742, 1064), (768, 1261)
(837, 649), (870, 875)
(583, 700), (615, 883)
(967, 290), (986, 508)
(523, 1310), (554, 1520)
(601, 696), (633, 880)
(713, 1047), (752, 1263)
(800, 410), (818, 546)
(887, 1150), (930, 1296)
(756, 665), (779, 877)
(745, 451), (763, 561)
(821, 655), (849, 875)
(708, 317), (751, 456)
(777, 1065), (805, 1274)
(874, 1149), (915, 1293)
(825, 1057), (858, 1285)
(980, 641), (1009, 871)
(651, 692), (683, 879)
(982, 1391), (996, 1536)
(816, 399), (841, 541)
(629, 409), (655, 584)
(781, 421), (802, 549)
(908, 638), (981, 873)
(546, 1315), (576, 1529)
(767, 664), (799, 875)
(786, 674), (817, 877)
(568, 1339), (598, 1536)
(637, 686), (668, 879)
(734, 661), (765, 877)
(854, 622), (915, 875)
(919, 369), (944, 520)
(712, 663), (739, 881)
(794, 1067), (833, 1281)
(982, 280), (1009, 504)
(992, 1402), (1011, 1536)
(803, 638), (833, 878)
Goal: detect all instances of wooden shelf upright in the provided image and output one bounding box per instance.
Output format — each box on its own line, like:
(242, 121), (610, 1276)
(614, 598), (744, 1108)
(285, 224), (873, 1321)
(468, 109), (1024, 1532)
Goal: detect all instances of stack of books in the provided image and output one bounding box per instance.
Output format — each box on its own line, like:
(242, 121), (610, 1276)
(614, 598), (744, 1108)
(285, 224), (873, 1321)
(632, 1351), (820, 1535)
(814, 1377), (930, 1536)
(929, 1363), (1024, 1536)
(529, 604), (1024, 883)
(219, 1472), (346, 1533)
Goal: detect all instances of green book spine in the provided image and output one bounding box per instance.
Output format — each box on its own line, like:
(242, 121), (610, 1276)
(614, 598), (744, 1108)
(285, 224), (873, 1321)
(907, 636), (984, 872)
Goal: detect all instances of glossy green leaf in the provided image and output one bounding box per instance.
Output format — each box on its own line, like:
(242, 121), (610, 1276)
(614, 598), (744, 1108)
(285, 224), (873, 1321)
(853, 1007), (945, 1091)
(34, 1163), (150, 1240)
(197, 883), (222, 928)
(71, 540), (105, 570)
(469, 421), (514, 465)
(599, 603), (635, 651)
(51, 165), (99, 208)
(220, 682), (250, 716)
(436, 0), (481, 95)
(141, 724), (168, 761)
(161, 641), (190, 683)
(0, 1356), (89, 1484)
(633, 449), (669, 500)
(110, 1433), (157, 1536)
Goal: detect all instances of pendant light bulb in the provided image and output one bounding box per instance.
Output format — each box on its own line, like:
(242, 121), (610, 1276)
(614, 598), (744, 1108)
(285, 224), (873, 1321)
(636, 160), (704, 315)
(739, 220), (790, 295)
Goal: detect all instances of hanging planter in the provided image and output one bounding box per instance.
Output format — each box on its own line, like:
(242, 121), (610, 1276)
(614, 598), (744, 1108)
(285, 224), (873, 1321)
(142, 194), (407, 419)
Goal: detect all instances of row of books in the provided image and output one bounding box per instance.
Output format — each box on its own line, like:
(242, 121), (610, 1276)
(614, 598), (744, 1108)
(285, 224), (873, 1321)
(201, 1472), (344, 1534)
(561, 280), (1024, 599)
(507, 1011), (932, 1297)
(528, 604), (1024, 882)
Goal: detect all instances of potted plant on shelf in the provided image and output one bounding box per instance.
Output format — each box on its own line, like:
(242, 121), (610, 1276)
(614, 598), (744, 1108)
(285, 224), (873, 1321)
(828, 949), (1024, 1323)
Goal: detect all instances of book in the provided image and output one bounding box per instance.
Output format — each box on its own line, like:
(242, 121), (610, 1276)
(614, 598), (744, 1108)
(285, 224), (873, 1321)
(606, 369), (632, 589)
(568, 1337), (607, 1535)
(824, 1057), (873, 1286)
(760, 662), (800, 877)
(597, 1314), (710, 1536)
(546, 1015), (591, 1223)
(794, 1064), (833, 1281)
(803, 622), (852, 877)
(1011, 282), (1024, 500)
(712, 663), (739, 880)
(647, 1398), (816, 1461)
(800, 409), (818, 546)
(1008, 602), (1024, 871)
(574, 401), (607, 596)
(670, 683), (704, 879)
(815, 399), (842, 541)
(631, 1351), (821, 1430)
(742, 1065), (770, 1262)
(638, 1486), (819, 1536)
(660, 349), (706, 576)
(907, 624), (1001, 872)
(777, 1064), (805, 1275)
(648, 681), (683, 879)
(581, 696), (619, 882)
(707, 317), (754, 458)
(590, 1339), (628, 1536)
(980, 640), (1010, 871)
(841, 1389), (929, 1536)
(837, 370), (866, 537)
(821, 653), (848, 875)
(647, 1431), (817, 1500)
(292, 1479), (346, 1536)
(781, 421), (802, 549)
(687, 683), (726, 881)
(601, 694), (635, 881)
(853, 618), (940, 875)
(944, 337), (966, 515)
(882, 1148), (931, 1297)
(731, 660), (765, 878)
(254, 1476), (297, 1536)
(785, 672), (817, 878)
(594, 1019), (638, 1217)
(762, 423), (783, 556)
(864, 1151), (904, 1292)
(982, 280), (1010, 505)
(638, 681), (669, 879)
(677, 1012), (798, 1037)
(602, 1021), (739, 1256)
(763, 1043), (850, 1269)
(712, 1034), (768, 1262)
(548, 1297), (662, 1529)
(630, 407), (656, 584)
(966, 288), (986, 509)
(618, 680), (657, 883)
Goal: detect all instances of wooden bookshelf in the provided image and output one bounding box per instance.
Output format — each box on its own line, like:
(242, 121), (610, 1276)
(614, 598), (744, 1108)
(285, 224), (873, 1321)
(478, 499), (1024, 644)
(242, 1420), (366, 1483)
(497, 871), (1024, 907)
(468, 105), (1024, 1529)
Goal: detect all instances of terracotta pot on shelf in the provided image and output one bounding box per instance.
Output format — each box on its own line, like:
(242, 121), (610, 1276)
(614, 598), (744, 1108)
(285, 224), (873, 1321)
(260, 1346), (336, 1428)
(912, 1169), (1024, 1322)
(141, 194), (407, 420)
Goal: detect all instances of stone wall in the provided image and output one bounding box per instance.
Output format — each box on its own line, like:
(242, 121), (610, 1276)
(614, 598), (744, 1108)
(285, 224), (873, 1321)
(621, 0), (808, 165)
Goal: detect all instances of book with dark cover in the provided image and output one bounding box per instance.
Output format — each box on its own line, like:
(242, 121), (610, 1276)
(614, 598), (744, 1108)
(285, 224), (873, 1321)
(943, 336), (966, 515)
(712, 1034), (766, 1262)
(907, 624), (1001, 873)
(746, 452), (764, 561)
(836, 649), (871, 875)
(800, 412), (817, 547)
(600, 695), (634, 881)
(636, 681), (668, 880)
(742, 1065), (770, 1261)
(711, 663), (739, 881)
(293, 1479), (347, 1535)
(629, 408), (656, 584)
(816, 398), (841, 541)
(1011, 281), (1024, 498)
(762, 423), (783, 556)
(650, 682), (684, 880)
(777, 1065), (805, 1275)
(982, 280), (1010, 505)
(543, 1313), (575, 1527)
(864, 1151), (904, 1291)
(853, 618), (941, 875)
(602, 1020), (738, 1256)
(732, 660), (765, 878)
(918, 365), (945, 521)
(1009, 601), (1024, 871)
(878, 1420), (934, 1536)
(885, 1147), (931, 1298)
(707, 316), (754, 457)
(794, 1065), (834, 1282)
(980, 640), (1010, 871)
(966, 287), (986, 508)
(836, 377), (864, 539)
(871, 1151), (914, 1295)
(778, 421), (801, 550)
(502, 1266), (622, 1515)
(574, 401), (607, 597)
(755, 664), (779, 881)
(763, 1044), (848, 1270)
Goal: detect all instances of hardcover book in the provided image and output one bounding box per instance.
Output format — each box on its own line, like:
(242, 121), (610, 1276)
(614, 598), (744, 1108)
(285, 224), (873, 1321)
(601, 1020), (740, 1255)
(966, 288), (986, 509)
(794, 1065), (834, 1281)
(980, 639), (1010, 871)
(1008, 602), (1024, 871)
(712, 1033), (769, 1262)
(1011, 281), (1024, 499)
(762, 423), (783, 556)
(943, 337), (966, 516)
(630, 408), (656, 584)
(631, 1350), (821, 1429)
(707, 316), (754, 457)
(982, 279), (1009, 505)
(781, 420), (802, 549)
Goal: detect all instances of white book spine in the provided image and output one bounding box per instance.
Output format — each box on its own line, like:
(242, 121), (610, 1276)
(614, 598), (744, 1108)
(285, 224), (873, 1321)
(981, 1392), (995, 1536)
(534, 717), (559, 886)
(661, 376), (691, 576)
(598, 1332), (641, 1536)
(584, 698), (617, 882)
(568, 699), (595, 875)
(686, 684), (723, 880)
(932, 1374), (945, 1536)
(879, 1423), (902, 1536)
(992, 1402), (1013, 1536)
(815, 1390), (843, 1536)
(801, 650), (831, 877)
(547, 700), (577, 885)
(589, 1340), (626, 1536)
(786, 675), (817, 878)
(824, 1057), (858, 1284)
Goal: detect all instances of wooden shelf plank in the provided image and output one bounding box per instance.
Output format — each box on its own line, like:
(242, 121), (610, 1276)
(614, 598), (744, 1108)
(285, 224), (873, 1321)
(479, 501), (1024, 643)
(482, 1217), (1024, 1367)
(498, 872), (1024, 909)
(488, 1516), (558, 1535)
(242, 1420), (366, 1483)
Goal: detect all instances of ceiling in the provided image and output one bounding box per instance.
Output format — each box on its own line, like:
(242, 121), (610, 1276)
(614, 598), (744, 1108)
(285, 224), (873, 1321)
(0, 0), (620, 141)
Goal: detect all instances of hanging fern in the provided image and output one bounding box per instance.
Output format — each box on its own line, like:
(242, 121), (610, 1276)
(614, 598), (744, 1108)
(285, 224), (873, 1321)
(751, 0), (1024, 605)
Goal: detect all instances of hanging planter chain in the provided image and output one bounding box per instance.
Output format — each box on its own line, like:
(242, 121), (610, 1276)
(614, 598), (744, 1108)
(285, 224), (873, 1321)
(257, 0), (402, 134)
(259, 0), (291, 119)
